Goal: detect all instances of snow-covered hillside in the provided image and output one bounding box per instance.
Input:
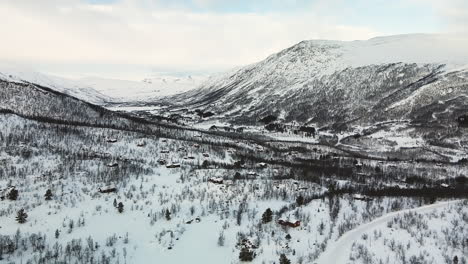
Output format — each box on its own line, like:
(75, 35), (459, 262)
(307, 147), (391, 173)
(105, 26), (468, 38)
(0, 66), (111, 105)
(80, 74), (206, 102)
(159, 34), (468, 128)
(197, 33), (468, 92)
(0, 66), (206, 104)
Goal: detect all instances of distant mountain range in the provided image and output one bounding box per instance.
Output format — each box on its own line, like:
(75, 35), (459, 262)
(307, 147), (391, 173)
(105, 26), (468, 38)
(2, 34), (468, 133)
(0, 66), (206, 104)
(1, 33), (467, 162)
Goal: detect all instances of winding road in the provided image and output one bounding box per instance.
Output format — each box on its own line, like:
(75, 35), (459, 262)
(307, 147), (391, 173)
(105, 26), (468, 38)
(315, 200), (462, 264)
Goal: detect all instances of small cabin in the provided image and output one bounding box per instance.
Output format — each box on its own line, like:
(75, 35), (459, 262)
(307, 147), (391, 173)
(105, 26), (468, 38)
(352, 194), (373, 201)
(137, 141), (146, 147)
(208, 177), (223, 184)
(160, 149), (170, 154)
(202, 153), (210, 158)
(166, 163), (181, 169)
(193, 144), (200, 148)
(99, 186), (117, 193)
(247, 171), (257, 177)
(278, 220), (301, 228)
(158, 159), (167, 165)
(258, 162), (267, 168)
(107, 162), (118, 168)
(107, 138), (117, 143)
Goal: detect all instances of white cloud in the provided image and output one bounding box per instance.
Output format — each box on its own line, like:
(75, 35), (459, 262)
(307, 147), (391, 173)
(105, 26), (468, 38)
(412, 0), (468, 32)
(0, 0), (381, 78)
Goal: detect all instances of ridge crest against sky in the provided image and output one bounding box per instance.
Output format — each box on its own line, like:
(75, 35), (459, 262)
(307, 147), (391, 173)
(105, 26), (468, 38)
(0, 0), (466, 80)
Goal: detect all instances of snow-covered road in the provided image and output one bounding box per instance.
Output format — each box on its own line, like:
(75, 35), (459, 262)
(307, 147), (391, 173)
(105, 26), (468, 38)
(315, 199), (462, 264)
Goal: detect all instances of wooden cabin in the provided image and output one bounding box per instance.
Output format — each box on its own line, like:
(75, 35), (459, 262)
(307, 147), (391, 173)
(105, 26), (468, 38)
(247, 171), (257, 177)
(208, 177), (223, 184)
(106, 138), (117, 143)
(99, 186), (117, 193)
(278, 220), (301, 228)
(352, 194), (373, 201)
(107, 162), (118, 168)
(166, 163), (181, 169)
(202, 153), (210, 157)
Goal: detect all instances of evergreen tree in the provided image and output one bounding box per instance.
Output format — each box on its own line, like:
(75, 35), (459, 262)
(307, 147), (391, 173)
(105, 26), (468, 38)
(239, 247), (254, 262)
(55, 229), (60, 239)
(279, 254), (291, 264)
(8, 189), (18, 201)
(261, 208), (273, 224)
(15, 209), (28, 224)
(118, 202), (124, 213)
(165, 209), (171, 221)
(296, 195), (304, 206)
(113, 198), (117, 208)
(45, 189), (53, 200)
(453, 256), (458, 264)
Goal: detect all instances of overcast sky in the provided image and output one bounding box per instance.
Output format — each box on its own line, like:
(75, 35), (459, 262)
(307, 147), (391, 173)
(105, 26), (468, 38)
(0, 0), (467, 80)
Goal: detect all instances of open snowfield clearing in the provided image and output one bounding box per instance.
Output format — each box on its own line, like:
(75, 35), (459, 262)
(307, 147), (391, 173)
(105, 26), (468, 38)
(315, 199), (464, 264)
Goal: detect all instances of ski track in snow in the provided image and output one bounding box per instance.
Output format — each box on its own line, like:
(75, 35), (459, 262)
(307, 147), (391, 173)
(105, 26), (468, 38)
(315, 200), (462, 264)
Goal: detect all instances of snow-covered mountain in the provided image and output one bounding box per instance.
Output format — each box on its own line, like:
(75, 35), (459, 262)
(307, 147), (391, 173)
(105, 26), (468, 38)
(161, 34), (468, 128)
(0, 66), (112, 104)
(0, 66), (206, 105)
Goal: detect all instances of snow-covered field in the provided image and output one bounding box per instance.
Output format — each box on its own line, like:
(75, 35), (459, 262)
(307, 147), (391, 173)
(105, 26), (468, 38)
(1, 114), (461, 264)
(317, 200), (466, 264)
(1, 166), (443, 264)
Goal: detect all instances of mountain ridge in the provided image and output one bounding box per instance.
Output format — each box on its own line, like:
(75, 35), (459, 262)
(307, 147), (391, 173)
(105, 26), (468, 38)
(152, 34), (468, 130)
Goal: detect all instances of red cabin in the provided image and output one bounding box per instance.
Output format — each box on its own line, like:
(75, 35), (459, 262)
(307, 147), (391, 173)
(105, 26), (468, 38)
(278, 220), (301, 228)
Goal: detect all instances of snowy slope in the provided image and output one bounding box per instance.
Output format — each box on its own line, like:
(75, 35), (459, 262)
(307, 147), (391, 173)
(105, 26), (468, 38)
(0, 66), (112, 104)
(80, 74), (206, 102)
(316, 200), (462, 264)
(161, 34), (468, 127)
(0, 65), (206, 105)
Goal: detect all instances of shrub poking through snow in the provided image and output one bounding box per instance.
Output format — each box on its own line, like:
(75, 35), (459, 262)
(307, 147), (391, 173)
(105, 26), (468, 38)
(44, 189), (53, 200)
